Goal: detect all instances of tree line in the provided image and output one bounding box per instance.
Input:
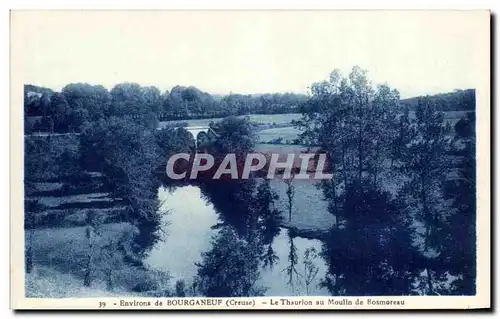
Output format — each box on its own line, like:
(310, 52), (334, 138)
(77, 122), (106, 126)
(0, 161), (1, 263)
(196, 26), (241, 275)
(401, 88), (475, 112)
(24, 83), (308, 133)
(296, 66), (476, 295)
(24, 112), (284, 293)
(24, 115), (195, 289)
(24, 66), (476, 296)
(189, 68), (476, 296)
(24, 82), (474, 135)
(194, 117), (284, 296)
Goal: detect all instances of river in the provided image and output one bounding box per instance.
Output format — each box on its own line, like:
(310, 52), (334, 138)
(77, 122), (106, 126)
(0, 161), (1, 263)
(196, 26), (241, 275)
(145, 185), (329, 296)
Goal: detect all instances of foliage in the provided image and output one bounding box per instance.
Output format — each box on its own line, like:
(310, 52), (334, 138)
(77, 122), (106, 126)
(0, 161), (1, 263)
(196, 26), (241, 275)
(397, 98), (450, 294)
(284, 175), (295, 221)
(175, 280), (186, 297)
(209, 116), (256, 156)
(297, 67), (476, 296)
(24, 83), (308, 134)
(155, 126), (194, 160)
(254, 180), (283, 244)
(24, 134), (81, 183)
(79, 117), (162, 256)
(440, 112), (476, 295)
(24, 199), (45, 274)
(254, 180), (283, 269)
(401, 89), (475, 112)
(283, 230), (301, 294)
(62, 83), (111, 122)
(198, 116), (259, 236)
(23, 67), (477, 297)
(321, 182), (422, 296)
(303, 247), (320, 296)
(296, 66), (400, 195)
(194, 227), (266, 297)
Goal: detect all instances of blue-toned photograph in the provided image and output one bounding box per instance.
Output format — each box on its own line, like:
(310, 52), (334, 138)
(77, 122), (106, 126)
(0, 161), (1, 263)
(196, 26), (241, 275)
(22, 11), (478, 299)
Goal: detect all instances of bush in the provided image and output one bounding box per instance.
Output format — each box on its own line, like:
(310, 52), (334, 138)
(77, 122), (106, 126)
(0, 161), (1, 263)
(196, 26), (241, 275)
(194, 227), (266, 297)
(175, 280), (186, 297)
(79, 117), (163, 255)
(268, 137), (283, 144)
(131, 279), (159, 293)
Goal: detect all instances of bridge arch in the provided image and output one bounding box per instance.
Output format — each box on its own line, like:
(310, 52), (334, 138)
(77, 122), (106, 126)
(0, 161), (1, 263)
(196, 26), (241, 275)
(183, 126), (218, 149)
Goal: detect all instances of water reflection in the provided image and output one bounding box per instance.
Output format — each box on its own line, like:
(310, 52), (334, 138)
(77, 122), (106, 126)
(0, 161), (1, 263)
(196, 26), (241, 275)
(258, 230), (327, 296)
(145, 185), (328, 296)
(145, 186), (218, 282)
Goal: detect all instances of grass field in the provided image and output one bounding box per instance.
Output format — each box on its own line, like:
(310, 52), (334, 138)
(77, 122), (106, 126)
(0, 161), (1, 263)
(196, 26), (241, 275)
(255, 144), (318, 154)
(244, 113), (302, 125)
(26, 266), (137, 298)
(28, 181), (129, 228)
(253, 111), (471, 145)
(258, 127), (302, 143)
(158, 113), (302, 128)
(26, 177), (176, 297)
(26, 107), (472, 296)
(26, 222), (172, 297)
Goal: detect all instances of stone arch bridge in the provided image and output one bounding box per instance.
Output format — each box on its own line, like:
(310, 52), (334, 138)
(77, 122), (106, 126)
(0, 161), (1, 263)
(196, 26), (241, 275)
(183, 126), (219, 148)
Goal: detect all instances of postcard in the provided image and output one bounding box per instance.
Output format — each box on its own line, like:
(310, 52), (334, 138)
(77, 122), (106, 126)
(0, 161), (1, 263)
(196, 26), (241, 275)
(10, 10), (491, 310)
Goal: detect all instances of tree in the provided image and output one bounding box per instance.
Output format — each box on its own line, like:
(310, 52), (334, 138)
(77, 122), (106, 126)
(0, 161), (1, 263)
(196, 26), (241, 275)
(296, 67), (401, 215)
(283, 230), (301, 295)
(49, 92), (71, 133)
(68, 107), (90, 132)
(164, 86), (189, 119)
(369, 84), (401, 182)
(98, 229), (136, 291)
(163, 85), (219, 119)
(155, 126), (194, 160)
(441, 112), (476, 295)
(254, 179), (283, 269)
(24, 200), (45, 274)
(175, 280), (187, 297)
(303, 247), (319, 296)
(142, 111), (159, 130)
(194, 227), (265, 297)
(110, 83), (145, 116)
(390, 107), (412, 167)
(398, 98), (449, 295)
(62, 83), (110, 121)
(321, 182), (421, 296)
(284, 174), (295, 222)
(141, 86), (162, 114)
(209, 116), (256, 156)
(83, 210), (102, 287)
(24, 85), (54, 117)
(454, 112), (475, 138)
(198, 116), (258, 237)
(79, 117), (163, 256)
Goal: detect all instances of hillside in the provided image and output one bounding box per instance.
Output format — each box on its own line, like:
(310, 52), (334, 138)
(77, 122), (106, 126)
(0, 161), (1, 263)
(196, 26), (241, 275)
(401, 89), (475, 112)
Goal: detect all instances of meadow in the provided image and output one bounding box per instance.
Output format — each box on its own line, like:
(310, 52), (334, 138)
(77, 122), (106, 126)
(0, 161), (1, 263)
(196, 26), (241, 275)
(24, 98), (475, 297)
(26, 221), (171, 297)
(255, 110), (470, 144)
(158, 113), (302, 129)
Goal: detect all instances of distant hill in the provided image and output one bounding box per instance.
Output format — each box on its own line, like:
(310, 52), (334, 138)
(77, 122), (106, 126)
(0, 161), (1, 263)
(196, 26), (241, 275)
(24, 83), (476, 117)
(401, 89), (475, 112)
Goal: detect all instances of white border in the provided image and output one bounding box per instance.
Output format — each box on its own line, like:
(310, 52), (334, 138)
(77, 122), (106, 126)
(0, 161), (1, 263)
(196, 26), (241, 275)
(4, 2), (496, 317)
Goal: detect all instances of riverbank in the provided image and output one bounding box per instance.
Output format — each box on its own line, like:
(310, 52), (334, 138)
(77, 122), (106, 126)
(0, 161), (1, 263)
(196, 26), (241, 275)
(26, 266), (136, 298)
(26, 222), (173, 297)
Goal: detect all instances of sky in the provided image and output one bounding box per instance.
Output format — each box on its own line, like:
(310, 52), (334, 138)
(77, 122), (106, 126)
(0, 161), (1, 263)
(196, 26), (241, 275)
(12, 10), (489, 98)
